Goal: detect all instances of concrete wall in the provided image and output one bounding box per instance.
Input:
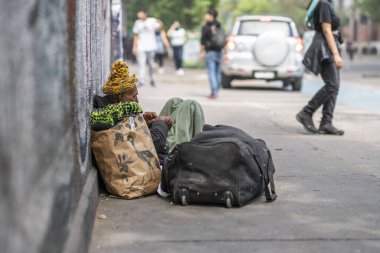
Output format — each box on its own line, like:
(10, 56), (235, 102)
(0, 1), (111, 252)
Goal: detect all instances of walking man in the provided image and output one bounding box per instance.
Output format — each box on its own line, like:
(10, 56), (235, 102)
(200, 8), (225, 99)
(132, 8), (158, 87)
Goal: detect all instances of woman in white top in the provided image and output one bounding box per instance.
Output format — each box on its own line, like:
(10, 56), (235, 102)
(167, 21), (187, 76)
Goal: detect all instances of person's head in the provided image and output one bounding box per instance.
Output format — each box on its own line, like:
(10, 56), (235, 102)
(106, 86), (139, 104)
(102, 61), (139, 104)
(204, 8), (218, 22)
(137, 8), (149, 20)
(173, 21), (180, 29)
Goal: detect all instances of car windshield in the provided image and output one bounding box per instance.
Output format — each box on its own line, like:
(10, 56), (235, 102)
(238, 20), (292, 37)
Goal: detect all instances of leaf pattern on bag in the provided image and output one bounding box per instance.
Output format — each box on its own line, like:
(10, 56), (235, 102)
(127, 135), (157, 180)
(117, 153), (133, 175)
(129, 177), (147, 194)
(114, 132), (125, 146)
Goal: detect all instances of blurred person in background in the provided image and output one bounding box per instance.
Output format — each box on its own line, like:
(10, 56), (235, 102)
(346, 40), (356, 61)
(168, 21), (187, 76)
(297, 0), (344, 135)
(155, 20), (171, 74)
(132, 8), (158, 87)
(200, 8), (225, 99)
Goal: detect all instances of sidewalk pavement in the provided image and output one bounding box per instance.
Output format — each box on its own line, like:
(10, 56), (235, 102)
(90, 64), (380, 253)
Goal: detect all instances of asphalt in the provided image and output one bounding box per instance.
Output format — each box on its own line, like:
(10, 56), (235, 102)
(90, 61), (380, 253)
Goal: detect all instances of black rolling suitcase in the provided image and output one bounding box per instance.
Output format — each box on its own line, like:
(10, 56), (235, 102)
(162, 125), (277, 208)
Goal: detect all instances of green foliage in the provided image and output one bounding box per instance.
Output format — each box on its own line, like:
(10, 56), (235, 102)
(358, 0), (380, 22)
(219, 0), (308, 32)
(123, 0), (220, 32)
(338, 10), (349, 27)
(186, 0), (220, 28)
(234, 0), (272, 15)
(123, 0), (328, 33)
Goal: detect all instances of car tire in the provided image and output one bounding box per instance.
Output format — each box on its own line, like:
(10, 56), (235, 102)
(292, 78), (302, 91)
(253, 32), (289, 67)
(221, 73), (232, 89)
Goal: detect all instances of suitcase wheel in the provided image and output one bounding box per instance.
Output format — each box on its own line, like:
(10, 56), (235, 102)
(181, 194), (188, 206)
(226, 197), (232, 209)
(224, 191), (233, 208)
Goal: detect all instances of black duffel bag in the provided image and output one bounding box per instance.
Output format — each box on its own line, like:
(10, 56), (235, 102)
(162, 125), (277, 208)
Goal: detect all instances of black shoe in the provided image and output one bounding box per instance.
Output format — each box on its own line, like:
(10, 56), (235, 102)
(150, 80), (155, 87)
(296, 111), (318, 133)
(319, 123), (344, 135)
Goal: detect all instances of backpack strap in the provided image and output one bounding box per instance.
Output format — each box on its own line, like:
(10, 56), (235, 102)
(264, 150), (277, 202)
(253, 150), (277, 202)
(161, 155), (170, 193)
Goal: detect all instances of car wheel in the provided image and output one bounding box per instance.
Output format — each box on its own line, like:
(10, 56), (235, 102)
(221, 73), (232, 89)
(292, 78), (302, 91)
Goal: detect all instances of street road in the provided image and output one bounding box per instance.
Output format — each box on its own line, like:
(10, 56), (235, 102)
(90, 59), (380, 253)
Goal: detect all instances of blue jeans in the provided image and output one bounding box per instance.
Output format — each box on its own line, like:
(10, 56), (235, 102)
(205, 51), (222, 95)
(173, 46), (183, 70)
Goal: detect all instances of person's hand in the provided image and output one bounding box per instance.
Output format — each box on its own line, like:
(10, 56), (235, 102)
(333, 53), (343, 69)
(132, 46), (137, 56)
(158, 116), (173, 128)
(199, 51), (205, 61)
(143, 112), (158, 127)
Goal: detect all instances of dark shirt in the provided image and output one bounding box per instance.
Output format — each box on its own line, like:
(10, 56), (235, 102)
(201, 21), (222, 51)
(93, 95), (112, 109)
(314, 0), (340, 32)
(150, 120), (169, 164)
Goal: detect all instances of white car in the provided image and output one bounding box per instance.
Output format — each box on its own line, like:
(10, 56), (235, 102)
(222, 15), (305, 91)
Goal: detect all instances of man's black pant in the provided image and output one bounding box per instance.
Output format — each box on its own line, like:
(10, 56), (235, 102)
(304, 60), (340, 123)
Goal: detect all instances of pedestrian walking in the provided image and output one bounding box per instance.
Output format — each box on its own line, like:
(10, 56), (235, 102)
(297, 0), (344, 135)
(132, 8), (158, 87)
(167, 21), (187, 76)
(346, 40), (355, 61)
(155, 20), (171, 74)
(200, 8), (226, 99)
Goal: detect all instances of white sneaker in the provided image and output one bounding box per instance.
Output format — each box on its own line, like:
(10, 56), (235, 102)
(158, 68), (164, 74)
(176, 68), (184, 76)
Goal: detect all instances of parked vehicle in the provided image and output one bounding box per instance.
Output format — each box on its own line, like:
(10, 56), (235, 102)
(302, 30), (315, 52)
(222, 16), (304, 91)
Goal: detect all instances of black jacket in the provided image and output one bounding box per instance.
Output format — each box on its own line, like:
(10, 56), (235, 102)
(302, 32), (332, 75)
(201, 21), (222, 51)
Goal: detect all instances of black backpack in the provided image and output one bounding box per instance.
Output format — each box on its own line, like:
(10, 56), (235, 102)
(210, 25), (227, 50)
(162, 125), (277, 208)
